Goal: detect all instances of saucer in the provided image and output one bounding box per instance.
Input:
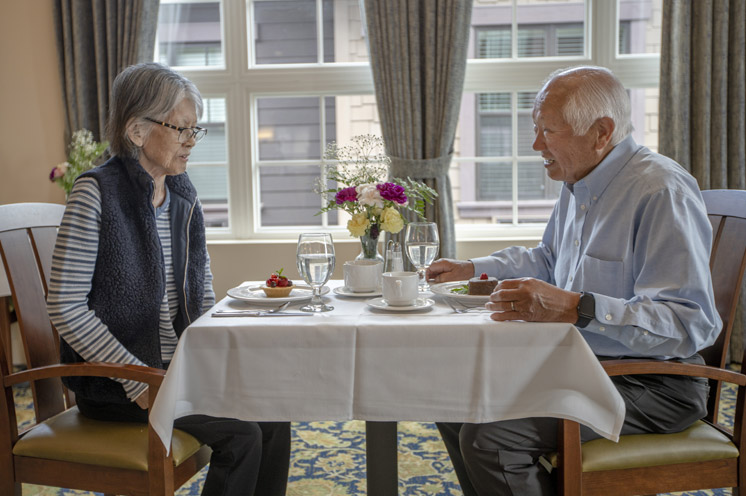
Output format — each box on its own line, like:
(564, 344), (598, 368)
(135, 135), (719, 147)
(366, 297), (435, 312)
(333, 286), (382, 298)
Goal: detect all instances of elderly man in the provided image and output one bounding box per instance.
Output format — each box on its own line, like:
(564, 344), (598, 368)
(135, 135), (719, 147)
(427, 66), (721, 496)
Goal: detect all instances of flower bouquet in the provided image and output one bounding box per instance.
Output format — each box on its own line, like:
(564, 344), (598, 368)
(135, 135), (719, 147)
(49, 129), (109, 196)
(315, 135), (437, 260)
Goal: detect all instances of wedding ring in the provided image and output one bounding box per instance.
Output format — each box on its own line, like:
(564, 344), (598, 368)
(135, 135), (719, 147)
(510, 301), (516, 312)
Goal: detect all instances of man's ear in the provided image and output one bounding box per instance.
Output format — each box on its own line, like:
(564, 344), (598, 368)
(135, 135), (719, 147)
(594, 117), (615, 150)
(127, 119), (146, 147)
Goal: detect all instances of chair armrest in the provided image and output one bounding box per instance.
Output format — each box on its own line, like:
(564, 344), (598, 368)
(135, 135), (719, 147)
(3, 362), (188, 487)
(557, 358), (746, 496)
(600, 359), (746, 386)
(3, 362), (165, 389)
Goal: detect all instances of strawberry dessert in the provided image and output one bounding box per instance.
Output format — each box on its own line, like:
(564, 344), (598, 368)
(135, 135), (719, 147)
(262, 268), (294, 297)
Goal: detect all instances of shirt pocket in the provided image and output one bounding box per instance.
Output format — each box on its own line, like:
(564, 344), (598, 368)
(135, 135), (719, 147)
(577, 255), (624, 297)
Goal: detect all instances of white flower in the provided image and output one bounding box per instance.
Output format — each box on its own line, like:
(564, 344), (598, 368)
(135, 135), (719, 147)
(356, 183), (384, 208)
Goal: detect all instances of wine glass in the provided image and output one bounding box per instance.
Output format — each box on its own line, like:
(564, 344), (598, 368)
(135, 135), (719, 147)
(404, 222), (439, 292)
(296, 233), (336, 312)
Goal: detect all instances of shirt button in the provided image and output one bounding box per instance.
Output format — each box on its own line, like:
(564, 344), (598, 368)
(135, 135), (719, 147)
(580, 204), (586, 210)
(644, 330), (649, 336)
(569, 276), (573, 282)
(574, 239), (579, 246)
(599, 326), (606, 331)
(592, 196), (598, 202)
(605, 314), (612, 321)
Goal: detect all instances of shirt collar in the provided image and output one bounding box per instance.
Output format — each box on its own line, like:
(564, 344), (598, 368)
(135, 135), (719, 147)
(566, 135), (641, 200)
(155, 185), (171, 217)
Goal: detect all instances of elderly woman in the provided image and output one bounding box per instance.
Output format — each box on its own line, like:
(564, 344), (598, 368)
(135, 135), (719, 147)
(47, 62), (290, 496)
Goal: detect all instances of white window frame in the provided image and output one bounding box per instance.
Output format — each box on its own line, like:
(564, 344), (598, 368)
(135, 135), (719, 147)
(168, 0), (659, 242)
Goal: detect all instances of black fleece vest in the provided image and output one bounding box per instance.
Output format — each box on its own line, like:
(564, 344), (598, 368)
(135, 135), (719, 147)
(60, 155), (207, 403)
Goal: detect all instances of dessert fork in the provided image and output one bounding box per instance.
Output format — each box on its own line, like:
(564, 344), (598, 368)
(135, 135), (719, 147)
(214, 301), (291, 315)
(444, 298), (490, 314)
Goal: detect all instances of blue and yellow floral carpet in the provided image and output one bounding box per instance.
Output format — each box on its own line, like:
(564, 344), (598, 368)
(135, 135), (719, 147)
(13, 378), (738, 495)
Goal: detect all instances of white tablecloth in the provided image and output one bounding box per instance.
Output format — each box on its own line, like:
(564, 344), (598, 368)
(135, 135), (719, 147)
(151, 280), (625, 452)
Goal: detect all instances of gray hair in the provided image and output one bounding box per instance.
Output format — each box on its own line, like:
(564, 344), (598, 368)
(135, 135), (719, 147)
(541, 66), (633, 146)
(106, 62), (203, 159)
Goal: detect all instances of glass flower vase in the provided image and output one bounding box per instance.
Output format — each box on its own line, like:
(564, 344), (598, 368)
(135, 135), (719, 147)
(356, 231), (384, 262)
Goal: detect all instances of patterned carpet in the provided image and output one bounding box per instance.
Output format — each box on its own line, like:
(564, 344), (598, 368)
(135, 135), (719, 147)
(13, 377), (738, 496)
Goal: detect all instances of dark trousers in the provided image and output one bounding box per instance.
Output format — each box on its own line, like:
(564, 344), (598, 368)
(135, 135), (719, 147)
(76, 397), (291, 496)
(437, 357), (710, 496)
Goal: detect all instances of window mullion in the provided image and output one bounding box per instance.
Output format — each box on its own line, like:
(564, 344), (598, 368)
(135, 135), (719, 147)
(317, 0), (324, 64)
(319, 95), (328, 229)
(590, 0), (615, 67)
(511, 91), (519, 225)
(511, 0), (518, 59)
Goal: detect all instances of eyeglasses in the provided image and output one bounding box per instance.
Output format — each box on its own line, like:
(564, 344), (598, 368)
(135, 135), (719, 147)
(145, 117), (207, 144)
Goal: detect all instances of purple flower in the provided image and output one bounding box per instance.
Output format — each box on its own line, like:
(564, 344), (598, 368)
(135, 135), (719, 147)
(335, 186), (358, 204)
(376, 182), (407, 204)
(49, 162), (68, 181)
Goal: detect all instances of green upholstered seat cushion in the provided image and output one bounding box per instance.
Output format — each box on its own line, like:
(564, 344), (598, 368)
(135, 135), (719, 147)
(548, 420), (739, 472)
(13, 406), (205, 471)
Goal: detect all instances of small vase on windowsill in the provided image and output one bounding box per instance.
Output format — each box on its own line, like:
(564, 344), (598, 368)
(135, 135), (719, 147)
(356, 224), (384, 262)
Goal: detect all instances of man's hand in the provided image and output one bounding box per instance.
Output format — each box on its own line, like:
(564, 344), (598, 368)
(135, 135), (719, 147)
(134, 387), (149, 409)
(426, 258), (475, 283)
(486, 277), (581, 323)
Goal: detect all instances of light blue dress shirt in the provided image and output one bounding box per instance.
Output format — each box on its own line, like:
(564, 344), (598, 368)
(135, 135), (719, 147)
(471, 136), (722, 359)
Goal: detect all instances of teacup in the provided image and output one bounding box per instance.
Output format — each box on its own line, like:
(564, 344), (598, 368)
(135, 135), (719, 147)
(382, 271), (419, 306)
(343, 260), (383, 293)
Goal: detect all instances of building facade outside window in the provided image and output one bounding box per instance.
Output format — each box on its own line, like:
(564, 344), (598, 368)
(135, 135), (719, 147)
(155, 0), (661, 239)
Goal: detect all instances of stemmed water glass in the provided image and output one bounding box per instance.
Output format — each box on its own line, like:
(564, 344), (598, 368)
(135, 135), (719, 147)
(296, 233), (336, 312)
(404, 222), (439, 292)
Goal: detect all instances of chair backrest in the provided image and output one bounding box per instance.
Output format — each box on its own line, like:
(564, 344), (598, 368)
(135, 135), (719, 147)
(0, 203), (66, 422)
(699, 189), (746, 422)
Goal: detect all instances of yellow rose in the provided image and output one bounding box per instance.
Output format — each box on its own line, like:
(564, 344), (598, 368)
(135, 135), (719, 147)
(380, 207), (404, 233)
(347, 212), (370, 237)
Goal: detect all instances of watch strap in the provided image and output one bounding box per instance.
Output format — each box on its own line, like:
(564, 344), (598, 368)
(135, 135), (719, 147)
(575, 291), (595, 328)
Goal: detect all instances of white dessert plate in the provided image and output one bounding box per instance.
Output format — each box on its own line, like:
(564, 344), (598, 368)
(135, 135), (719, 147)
(366, 297), (435, 312)
(226, 284), (330, 304)
(333, 286), (382, 298)
(429, 281), (491, 304)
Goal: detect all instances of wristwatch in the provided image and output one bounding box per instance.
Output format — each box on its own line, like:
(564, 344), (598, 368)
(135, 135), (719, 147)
(575, 291), (595, 328)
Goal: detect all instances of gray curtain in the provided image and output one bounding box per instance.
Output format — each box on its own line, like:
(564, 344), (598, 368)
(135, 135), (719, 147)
(364, 0), (473, 259)
(54, 0), (160, 142)
(659, 0), (746, 360)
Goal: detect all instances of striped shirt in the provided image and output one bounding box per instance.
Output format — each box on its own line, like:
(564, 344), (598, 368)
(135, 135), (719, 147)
(47, 177), (215, 400)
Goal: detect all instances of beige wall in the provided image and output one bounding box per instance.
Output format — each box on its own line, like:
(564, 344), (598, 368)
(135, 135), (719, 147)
(0, 2), (532, 299)
(0, 1), (67, 206)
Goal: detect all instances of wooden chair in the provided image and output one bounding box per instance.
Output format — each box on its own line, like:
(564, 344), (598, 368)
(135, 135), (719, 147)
(554, 189), (746, 495)
(0, 202), (210, 496)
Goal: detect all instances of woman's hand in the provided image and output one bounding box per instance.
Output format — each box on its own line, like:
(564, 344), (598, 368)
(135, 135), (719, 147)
(426, 258), (475, 283)
(486, 277), (581, 323)
(134, 387), (150, 409)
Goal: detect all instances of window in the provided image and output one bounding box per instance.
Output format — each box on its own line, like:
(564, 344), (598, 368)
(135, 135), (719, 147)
(187, 98), (229, 227)
(157, 1), (224, 68)
(156, 0), (661, 240)
(454, 0), (661, 230)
